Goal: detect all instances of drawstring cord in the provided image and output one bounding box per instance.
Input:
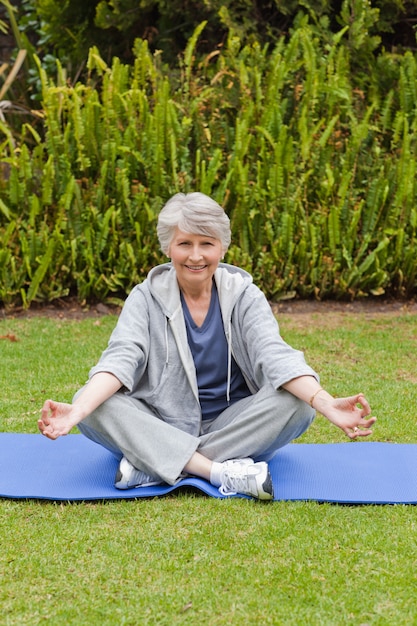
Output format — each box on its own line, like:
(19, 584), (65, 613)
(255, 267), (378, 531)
(226, 319), (232, 404)
(164, 317), (169, 364)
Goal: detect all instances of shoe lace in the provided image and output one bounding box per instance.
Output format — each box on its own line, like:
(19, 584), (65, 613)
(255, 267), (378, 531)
(219, 468), (250, 496)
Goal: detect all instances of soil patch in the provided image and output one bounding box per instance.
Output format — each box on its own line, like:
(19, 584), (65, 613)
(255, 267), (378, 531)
(0, 299), (121, 321)
(271, 298), (417, 329)
(2, 296), (417, 326)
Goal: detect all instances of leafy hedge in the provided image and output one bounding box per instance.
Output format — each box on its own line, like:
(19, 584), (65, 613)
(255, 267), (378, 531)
(1, 21), (417, 306)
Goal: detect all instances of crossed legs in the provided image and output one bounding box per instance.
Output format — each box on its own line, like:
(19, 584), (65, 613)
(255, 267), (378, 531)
(77, 383), (315, 485)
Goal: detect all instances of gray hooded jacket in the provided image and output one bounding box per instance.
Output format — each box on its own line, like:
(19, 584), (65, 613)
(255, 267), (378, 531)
(89, 263), (318, 436)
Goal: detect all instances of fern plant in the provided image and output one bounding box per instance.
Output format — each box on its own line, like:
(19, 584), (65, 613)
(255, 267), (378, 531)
(1, 21), (417, 306)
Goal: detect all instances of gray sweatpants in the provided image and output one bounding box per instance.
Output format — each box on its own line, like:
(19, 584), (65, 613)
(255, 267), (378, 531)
(77, 383), (315, 485)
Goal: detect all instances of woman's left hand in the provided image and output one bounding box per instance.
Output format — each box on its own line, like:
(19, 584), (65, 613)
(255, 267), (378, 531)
(319, 393), (376, 439)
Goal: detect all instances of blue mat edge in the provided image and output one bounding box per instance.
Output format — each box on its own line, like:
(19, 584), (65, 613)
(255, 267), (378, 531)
(0, 477), (247, 502)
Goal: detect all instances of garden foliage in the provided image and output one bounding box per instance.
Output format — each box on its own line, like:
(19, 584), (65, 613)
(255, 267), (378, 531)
(1, 17), (417, 306)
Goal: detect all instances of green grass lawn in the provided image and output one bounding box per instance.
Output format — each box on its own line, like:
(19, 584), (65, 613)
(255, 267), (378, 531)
(1, 307), (417, 625)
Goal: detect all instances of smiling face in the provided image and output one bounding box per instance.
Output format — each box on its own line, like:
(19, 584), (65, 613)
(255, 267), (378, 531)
(168, 227), (224, 294)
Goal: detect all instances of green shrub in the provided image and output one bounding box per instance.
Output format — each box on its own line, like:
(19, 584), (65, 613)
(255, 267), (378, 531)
(1, 21), (417, 306)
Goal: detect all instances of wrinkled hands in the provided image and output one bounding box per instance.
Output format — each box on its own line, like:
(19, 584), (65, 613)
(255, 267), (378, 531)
(320, 393), (376, 440)
(38, 399), (83, 440)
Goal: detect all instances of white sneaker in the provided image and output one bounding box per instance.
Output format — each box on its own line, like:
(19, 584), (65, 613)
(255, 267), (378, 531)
(218, 458), (274, 500)
(114, 457), (162, 490)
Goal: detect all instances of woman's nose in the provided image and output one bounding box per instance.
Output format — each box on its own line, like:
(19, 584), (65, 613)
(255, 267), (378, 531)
(189, 246), (203, 260)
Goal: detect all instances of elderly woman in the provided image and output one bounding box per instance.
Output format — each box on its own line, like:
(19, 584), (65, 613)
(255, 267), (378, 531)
(38, 192), (376, 500)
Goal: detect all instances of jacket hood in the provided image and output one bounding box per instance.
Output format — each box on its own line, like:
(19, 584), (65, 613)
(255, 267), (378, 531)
(147, 262), (253, 322)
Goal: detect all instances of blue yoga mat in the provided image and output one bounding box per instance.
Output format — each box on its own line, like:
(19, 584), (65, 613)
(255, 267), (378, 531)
(0, 433), (415, 504)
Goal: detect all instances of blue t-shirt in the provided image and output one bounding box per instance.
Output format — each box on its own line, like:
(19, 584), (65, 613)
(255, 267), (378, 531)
(181, 284), (251, 420)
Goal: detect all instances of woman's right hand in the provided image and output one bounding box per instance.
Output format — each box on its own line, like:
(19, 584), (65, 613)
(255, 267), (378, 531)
(38, 399), (84, 440)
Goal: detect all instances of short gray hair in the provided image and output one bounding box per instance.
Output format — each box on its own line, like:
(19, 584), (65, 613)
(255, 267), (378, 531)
(157, 192), (231, 255)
